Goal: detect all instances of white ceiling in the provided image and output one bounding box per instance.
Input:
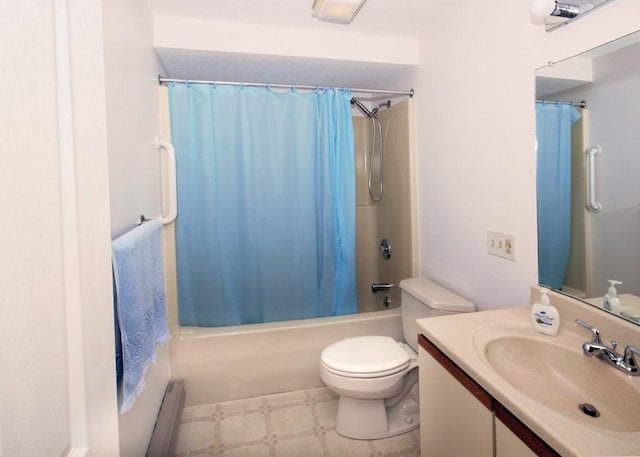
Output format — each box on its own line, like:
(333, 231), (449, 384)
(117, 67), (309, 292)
(147, 0), (438, 39)
(149, 0), (433, 91)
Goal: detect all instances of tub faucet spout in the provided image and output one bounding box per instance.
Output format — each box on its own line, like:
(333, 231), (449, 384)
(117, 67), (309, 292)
(372, 283), (394, 293)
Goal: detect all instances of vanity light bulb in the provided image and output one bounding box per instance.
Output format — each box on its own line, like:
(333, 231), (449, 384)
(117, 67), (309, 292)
(530, 0), (557, 24)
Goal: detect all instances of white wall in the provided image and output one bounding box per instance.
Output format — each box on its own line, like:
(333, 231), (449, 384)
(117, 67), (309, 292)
(414, 0), (640, 310)
(1, 3), (71, 454)
(106, 1), (164, 237)
(103, 0), (171, 455)
(2, 0), (119, 455)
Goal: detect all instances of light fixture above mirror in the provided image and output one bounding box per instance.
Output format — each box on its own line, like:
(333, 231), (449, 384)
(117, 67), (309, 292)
(530, 0), (617, 31)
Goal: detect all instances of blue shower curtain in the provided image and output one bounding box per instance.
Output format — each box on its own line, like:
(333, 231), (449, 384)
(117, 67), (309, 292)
(168, 84), (358, 326)
(536, 103), (581, 290)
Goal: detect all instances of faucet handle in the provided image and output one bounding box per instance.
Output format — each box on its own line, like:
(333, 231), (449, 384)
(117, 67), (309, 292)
(623, 346), (640, 370)
(575, 319), (602, 345)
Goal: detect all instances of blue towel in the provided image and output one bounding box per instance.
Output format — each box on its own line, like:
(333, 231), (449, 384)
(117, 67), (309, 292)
(112, 219), (169, 413)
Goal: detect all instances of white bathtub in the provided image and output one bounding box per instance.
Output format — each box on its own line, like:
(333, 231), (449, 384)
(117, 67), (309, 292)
(169, 308), (403, 407)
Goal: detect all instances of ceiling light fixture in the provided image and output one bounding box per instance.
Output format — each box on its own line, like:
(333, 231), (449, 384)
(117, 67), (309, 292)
(530, 0), (581, 24)
(311, 0), (367, 24)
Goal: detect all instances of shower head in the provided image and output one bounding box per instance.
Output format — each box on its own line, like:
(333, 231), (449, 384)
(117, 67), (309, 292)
(371, 100), (391, 115)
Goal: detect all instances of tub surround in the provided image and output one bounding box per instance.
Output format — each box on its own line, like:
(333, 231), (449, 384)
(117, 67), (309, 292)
(354, 101), (416, 314)
(417, 287), (640, 456)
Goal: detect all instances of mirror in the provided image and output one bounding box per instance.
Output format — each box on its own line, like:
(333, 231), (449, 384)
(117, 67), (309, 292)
(536, 30), (640, 325)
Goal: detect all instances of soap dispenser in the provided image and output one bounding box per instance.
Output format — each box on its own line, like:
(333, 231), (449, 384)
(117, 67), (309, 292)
(531, 287), (560, 336)
(603, 280), (623, 314)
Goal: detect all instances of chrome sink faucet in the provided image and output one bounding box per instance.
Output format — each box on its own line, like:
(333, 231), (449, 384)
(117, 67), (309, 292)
(576, 319), (640, 376)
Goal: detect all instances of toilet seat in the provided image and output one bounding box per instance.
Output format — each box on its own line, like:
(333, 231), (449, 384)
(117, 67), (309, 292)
(321, 336), (410, 378)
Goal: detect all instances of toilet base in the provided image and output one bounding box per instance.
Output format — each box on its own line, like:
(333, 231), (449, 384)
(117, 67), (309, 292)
(335, 396), (420, 440)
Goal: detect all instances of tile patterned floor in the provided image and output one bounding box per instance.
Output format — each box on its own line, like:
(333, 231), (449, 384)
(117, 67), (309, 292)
(174, 387), (420, 456)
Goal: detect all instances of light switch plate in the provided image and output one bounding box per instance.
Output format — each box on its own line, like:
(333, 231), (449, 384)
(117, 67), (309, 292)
(487, 231), (515, 261)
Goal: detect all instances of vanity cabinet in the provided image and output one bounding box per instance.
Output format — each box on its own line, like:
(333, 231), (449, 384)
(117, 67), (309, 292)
(495, 416), (536, 457)
(418, 334), (559, 457)
(419, 336), (493, 456)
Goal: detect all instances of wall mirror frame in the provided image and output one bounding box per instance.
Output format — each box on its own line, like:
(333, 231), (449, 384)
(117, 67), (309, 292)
(535, 29), (640, 326)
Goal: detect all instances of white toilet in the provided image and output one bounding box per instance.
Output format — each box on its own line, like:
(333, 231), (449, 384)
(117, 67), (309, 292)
(320, 277), (476, 440)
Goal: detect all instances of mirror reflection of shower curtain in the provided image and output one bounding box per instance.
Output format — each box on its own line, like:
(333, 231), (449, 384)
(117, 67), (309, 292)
(536, 103), (581, 290)
(168, 84), (358, 326)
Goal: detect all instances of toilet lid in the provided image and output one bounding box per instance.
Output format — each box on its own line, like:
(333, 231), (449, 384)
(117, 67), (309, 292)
(321, 336), (410, 377)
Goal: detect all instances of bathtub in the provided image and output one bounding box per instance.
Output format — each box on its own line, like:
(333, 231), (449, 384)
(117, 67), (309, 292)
(169, 308), (403, 407)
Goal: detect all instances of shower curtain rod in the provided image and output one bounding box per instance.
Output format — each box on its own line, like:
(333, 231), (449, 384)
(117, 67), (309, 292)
(536, 99), (587, 108)
(158, 76), (414, 98)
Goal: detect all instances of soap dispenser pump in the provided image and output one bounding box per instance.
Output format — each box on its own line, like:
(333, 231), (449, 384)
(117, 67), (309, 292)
(531, 287), (560, 336)
(603, 280), (623, 313)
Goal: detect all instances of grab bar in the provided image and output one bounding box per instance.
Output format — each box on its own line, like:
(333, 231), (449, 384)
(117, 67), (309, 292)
(156, 138), (177, 225)
(586, 145), (601, 212)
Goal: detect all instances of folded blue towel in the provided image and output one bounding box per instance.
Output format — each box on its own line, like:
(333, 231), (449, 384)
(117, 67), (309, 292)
(112, 219), (169, 413)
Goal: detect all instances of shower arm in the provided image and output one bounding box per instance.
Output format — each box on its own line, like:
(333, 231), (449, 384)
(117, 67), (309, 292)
(351, 98), (372, 117)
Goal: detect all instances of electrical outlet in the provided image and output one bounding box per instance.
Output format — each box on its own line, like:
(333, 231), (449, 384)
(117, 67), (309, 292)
(487, 231), (515, 261)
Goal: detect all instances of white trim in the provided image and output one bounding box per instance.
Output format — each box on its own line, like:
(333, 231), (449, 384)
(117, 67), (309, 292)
(54, 0), (89, 449)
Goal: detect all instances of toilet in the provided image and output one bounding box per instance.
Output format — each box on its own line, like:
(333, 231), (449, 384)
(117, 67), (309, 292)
(320, 277), (476, 440)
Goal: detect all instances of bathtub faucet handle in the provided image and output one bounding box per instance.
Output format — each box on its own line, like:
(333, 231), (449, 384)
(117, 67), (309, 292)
(372, 283), (394, 293)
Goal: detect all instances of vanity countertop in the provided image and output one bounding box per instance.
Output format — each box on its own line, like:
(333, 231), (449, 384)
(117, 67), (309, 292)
(417, 301), (640, 457)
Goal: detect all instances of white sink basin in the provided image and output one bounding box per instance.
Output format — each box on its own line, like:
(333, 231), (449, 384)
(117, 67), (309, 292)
(479, 332), (640, 432)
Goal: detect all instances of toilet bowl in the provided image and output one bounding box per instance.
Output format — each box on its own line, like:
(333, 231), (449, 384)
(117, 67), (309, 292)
(320, 278), (475, 440)
(320, 335), (420, 439)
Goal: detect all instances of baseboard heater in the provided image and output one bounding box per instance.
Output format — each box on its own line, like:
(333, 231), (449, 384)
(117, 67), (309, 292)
(146, 379), (185, 457)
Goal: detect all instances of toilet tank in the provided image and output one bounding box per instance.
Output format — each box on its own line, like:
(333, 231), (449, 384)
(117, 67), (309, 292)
(399, 278), (476, 352)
